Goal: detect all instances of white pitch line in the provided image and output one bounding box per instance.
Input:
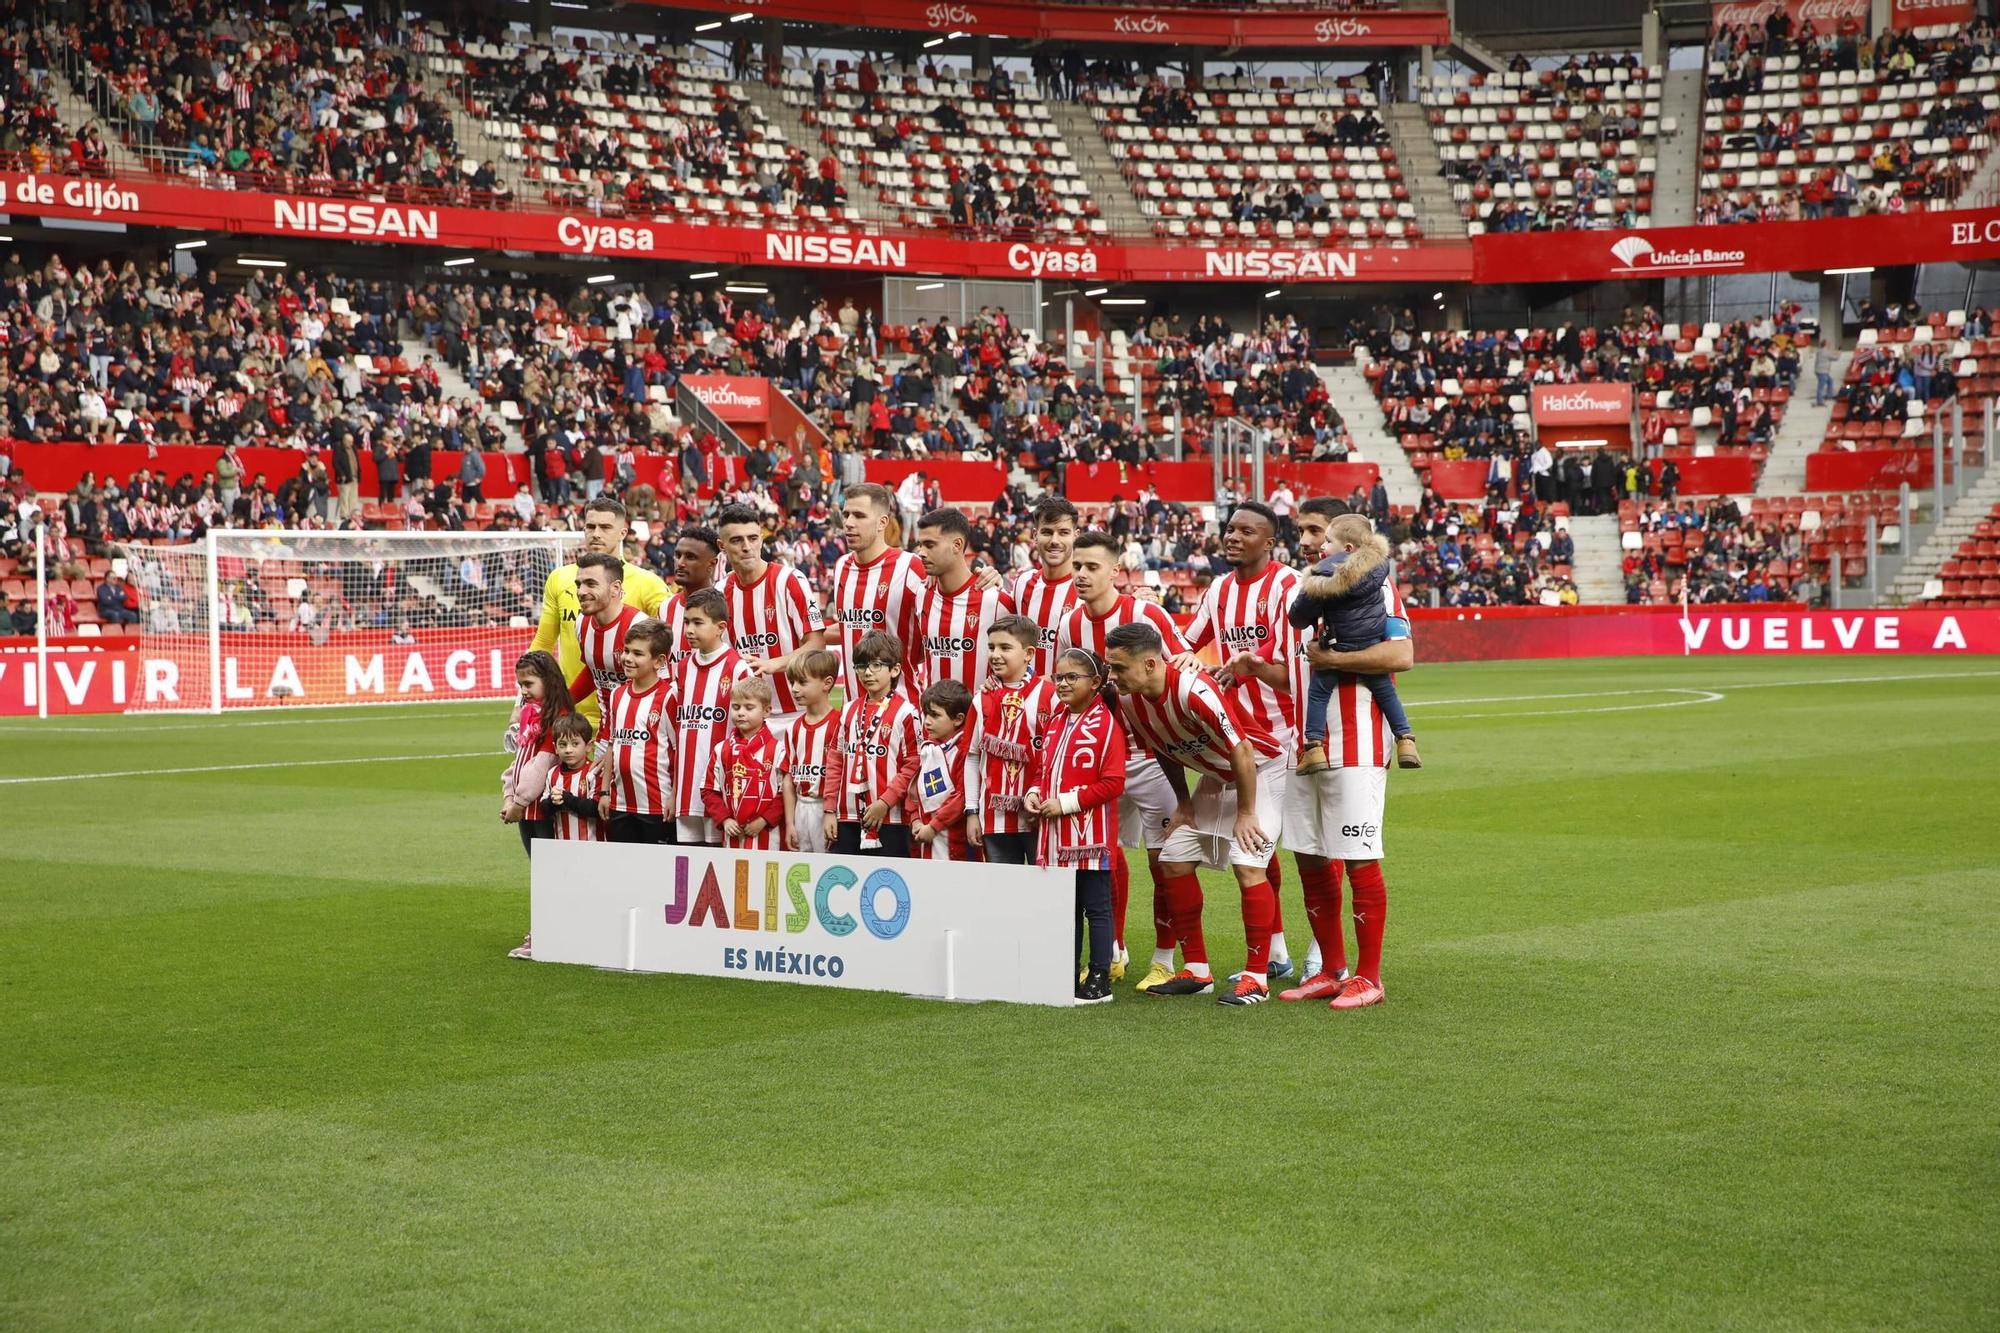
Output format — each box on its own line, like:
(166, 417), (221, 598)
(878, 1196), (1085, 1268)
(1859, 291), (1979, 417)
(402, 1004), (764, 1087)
(1419, 688), (1725, 720)
(0, 750), (499, 787)
(0, 706), (505, 734)
(1406, 668), (2000, 711)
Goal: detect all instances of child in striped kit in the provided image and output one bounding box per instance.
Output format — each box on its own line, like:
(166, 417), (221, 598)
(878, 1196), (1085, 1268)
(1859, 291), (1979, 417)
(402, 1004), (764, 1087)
(1027, 647), (1129, 1004)
(705, 676), (784, 851)
(509, 711), (602, 961)
(780, 649), (841, 853)
(907, 680), (979, 862)
(971, 615), (1057, 866)
(821, 630), (923, 857)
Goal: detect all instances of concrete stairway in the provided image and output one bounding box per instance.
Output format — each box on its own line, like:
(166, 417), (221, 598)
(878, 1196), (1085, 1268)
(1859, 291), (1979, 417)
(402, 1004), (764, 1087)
(1050, 101), (1150, 236)
(1384, 103), (1465, 240)
(1567, 513), (1628, 604)
(1650, 67), (1706, 227)
(1318, 363), (1424, 507)
(740, 79), (896, 226)
(404, 338), (521, 451)
(47, 72), (145, 173)
(1755, 357), (1843, 494)
(1883, 459), (1999, 605)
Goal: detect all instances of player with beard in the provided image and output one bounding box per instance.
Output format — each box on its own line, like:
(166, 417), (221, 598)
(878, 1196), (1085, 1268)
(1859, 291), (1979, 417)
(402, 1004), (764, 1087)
(827, 483), (930, 701)
(1009, 496), (1080, 679)
(716, 503), (828, 723)
(530, 497), (669, 730)
(913, 506), (1014, 692)
(1173, 500), (1305, 981)
(660, 526), (720, 668)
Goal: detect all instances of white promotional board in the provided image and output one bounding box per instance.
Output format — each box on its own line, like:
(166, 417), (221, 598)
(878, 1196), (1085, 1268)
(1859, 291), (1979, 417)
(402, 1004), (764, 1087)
(530, 840), (1077, 1006)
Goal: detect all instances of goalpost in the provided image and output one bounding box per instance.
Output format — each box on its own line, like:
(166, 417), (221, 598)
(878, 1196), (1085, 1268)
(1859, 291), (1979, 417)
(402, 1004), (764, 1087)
(114, 529), (577, 713)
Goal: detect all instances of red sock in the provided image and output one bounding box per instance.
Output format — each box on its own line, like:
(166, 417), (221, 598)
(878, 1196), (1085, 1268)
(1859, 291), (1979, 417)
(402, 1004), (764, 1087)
(1143, 857), (1175, 952)
(1349, 860), (1387, 984)
(1164, 873), (1207, 966)
(1240, 876), (1276, 975)
(1265, 854), (1286, 937)
(1299, 860), (1349, 976)
(1111, 852), (1130, 951)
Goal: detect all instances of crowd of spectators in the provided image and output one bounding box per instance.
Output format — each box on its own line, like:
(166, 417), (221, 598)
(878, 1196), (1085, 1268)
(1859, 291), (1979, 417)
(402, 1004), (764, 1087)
(1447, 52), (1655, 234)
(1391, 490), (1577, 607)
(1622, 496), (1817, 606)
(66, 0), (466, 199)
(1702, 17), (2000, 224)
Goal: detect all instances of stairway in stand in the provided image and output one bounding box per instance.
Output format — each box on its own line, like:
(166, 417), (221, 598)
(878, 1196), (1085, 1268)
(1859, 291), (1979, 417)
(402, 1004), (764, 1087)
(1049, 101), (1150, 237)
(1567, 513), (1628, 604)
(1755, 355), (1842, 495)
(1883, 458), (1999, 605)
(1318, 364), (1425, 507)
(1383, 104), (1465, 240)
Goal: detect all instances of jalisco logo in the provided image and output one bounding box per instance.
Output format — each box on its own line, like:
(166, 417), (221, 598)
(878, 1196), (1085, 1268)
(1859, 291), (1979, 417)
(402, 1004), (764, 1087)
(1112, 14), (1170, 34)
(0, 176), (143, 216)
(1314, 17), (1374, 41)
(924, 2), (978, 28)
(663, 853), (911, 939)
(1007, 242), (1099, 276)
(1607, 235), (1747, 273)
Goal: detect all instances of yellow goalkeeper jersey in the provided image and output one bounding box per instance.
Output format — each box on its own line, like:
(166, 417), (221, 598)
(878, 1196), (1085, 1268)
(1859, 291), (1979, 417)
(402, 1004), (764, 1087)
(531, 559), (671, 724)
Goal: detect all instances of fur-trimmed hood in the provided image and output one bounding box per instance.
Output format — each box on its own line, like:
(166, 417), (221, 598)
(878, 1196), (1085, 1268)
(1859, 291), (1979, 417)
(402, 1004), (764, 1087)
(1303, 533), (1391, 599)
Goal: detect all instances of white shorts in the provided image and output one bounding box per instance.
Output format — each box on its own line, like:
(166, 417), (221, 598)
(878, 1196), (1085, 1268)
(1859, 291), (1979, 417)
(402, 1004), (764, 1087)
(1159, 756), (1288, 871)
(1118, 756), (1177, 851)
(675, 815), (720, 846)
(791, 797), (827, 853)
(1282, 764), (1387, 861)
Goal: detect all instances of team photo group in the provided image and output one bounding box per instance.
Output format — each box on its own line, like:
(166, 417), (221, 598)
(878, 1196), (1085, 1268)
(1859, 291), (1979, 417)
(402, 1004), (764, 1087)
(501, 482), (1414, 1010)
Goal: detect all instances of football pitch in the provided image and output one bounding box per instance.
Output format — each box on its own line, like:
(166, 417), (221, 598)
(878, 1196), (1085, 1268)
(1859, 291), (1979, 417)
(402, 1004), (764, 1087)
(2, 656), (1995, 1329)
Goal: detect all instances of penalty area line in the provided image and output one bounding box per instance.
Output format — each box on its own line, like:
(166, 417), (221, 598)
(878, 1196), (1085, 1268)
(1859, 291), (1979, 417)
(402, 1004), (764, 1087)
(0, 750), (500, 786)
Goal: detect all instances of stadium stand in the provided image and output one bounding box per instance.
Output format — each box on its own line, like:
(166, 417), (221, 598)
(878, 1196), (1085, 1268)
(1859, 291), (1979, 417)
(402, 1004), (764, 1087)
(778, 55), (1098, 237)
(1424, 54), (1661, 234)
(1394, 492), (1577, 607)
(1616, 494), (1850, 605)
(433, 33), (820, 221)
(1353, 309), (1807, 485)
(1821, 305), (1996, 453)
(1914, 500), (2000, 607)
(1700, 18), (2000, 223)
(64, 6), (467, 199)
(1082, 71), (1418, 243)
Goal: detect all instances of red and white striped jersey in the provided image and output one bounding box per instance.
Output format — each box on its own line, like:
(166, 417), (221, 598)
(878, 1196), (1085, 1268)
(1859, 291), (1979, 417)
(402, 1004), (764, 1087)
(975, 674), (1058, 836)
(1120, 660), (1280, 785)
(1059, 594), (1189, 755)
(547, 762), (606, 841)
(726, 561), (827, 713)
(1009, 567), (1079, 679)
(914, 574), (1014, 692)
(658, 590), (692, 669)
(1320, 578), (1411, 770)
(1183, 560), (1305, 757)
(824, 692), (924, 824)
(708, 726), (783, 850)
(671, 646), (753, 820)
(776, 708), (839, 800)
(828, 546), (927, 700)
(603, 677), (675, 816)
(576, 603), (646, 721)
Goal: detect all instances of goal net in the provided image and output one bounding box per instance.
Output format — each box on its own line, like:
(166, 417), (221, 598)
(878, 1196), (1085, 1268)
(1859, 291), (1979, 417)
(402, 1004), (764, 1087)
(121, 530), (574, 713)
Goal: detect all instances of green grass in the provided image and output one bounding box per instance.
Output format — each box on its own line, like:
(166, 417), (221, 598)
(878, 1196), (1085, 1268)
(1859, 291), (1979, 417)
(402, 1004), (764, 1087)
(2, 657), (1996, 1329)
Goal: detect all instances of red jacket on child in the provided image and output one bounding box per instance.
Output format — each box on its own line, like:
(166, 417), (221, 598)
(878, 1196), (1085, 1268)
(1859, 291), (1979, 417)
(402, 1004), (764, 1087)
(704, 725), (784, 850)
(1028, 699), (1127, 870)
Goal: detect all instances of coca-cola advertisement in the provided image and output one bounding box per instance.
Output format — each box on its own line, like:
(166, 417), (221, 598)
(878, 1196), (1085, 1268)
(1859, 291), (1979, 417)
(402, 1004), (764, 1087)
(1709, 0), (1870, 35)
(1889, 0), (1975, 30)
